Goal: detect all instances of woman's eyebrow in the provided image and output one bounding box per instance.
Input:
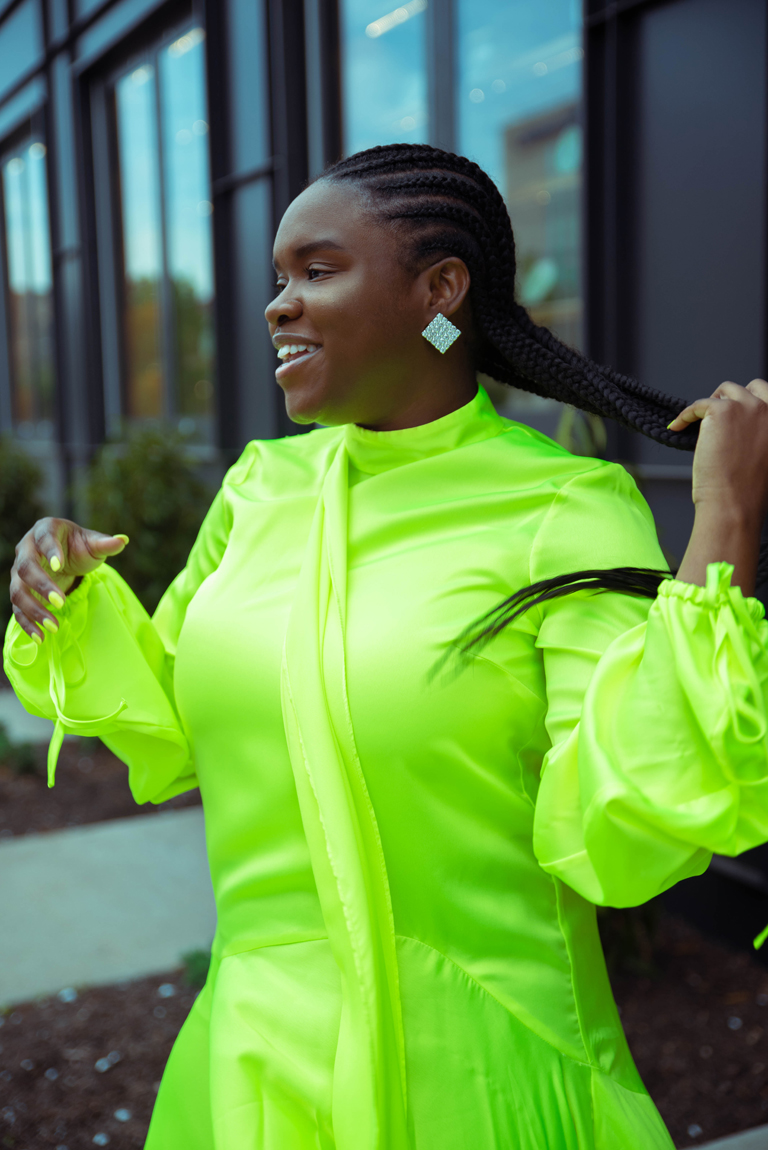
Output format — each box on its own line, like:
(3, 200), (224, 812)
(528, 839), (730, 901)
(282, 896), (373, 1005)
(272, 239), (345, 270)
(294, 239), (345, 258)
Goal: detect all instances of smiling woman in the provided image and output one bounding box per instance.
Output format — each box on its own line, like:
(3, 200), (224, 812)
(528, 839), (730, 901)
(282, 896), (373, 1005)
(6, 143), (768, 1150)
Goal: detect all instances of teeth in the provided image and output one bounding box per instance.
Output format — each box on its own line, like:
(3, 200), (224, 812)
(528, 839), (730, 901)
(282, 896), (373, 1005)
(276, 343), (319, 360)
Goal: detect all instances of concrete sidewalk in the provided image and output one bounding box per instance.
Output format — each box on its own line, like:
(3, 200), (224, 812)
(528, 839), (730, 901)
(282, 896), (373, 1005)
(0, 687), (55, 743)
(701, 1126), (768, 1148)
(0, 808), (216, 1007)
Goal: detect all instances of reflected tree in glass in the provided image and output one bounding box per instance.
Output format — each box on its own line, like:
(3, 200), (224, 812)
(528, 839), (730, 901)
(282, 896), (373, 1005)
(1, 139), (55, 440)
(160, 27), (215, 440)
(112, 26), (216, 442)
(114, 62), (164, 420)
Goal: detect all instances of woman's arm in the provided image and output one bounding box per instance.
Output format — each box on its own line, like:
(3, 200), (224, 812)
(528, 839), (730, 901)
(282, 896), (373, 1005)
(669, 378), (768, 595)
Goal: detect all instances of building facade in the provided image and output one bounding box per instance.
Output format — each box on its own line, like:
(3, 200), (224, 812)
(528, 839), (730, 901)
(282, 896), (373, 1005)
(0, 0), (765, 580)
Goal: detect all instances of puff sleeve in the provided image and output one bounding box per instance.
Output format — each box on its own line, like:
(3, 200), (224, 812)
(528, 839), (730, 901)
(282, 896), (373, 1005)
(530, 464), (768, 907)
(3, 470), (235, 806)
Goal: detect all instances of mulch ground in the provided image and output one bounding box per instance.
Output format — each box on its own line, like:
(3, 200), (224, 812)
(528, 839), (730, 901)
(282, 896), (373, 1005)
(0, 737), (201, 839)
(611, 913), (768, 1146)
(2, 729), (768, 1147)
(0, 969), (197, 1149)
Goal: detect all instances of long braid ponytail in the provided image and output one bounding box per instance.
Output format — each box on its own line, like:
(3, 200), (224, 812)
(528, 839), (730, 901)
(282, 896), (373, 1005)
(318, 143), (748, 655)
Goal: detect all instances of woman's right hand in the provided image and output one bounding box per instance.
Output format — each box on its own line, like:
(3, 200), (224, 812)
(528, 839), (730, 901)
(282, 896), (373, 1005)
(10, 518), (129, 644)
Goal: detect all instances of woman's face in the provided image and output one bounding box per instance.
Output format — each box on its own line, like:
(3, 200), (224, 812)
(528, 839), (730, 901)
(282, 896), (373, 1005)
(265, 180), (474, 429)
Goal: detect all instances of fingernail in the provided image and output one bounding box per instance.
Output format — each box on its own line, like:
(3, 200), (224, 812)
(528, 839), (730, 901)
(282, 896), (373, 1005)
(42, 617), (59, 633)
(30, 631), (43, 645)
(50, 555), (61, 572)
(48, 591), (65, 609)
(667, 421), (675, 430)
(114, 534), (129, 545)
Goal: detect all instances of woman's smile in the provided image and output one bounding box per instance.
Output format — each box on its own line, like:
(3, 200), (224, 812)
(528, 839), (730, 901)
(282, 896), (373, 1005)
(274, 340), (323, 378)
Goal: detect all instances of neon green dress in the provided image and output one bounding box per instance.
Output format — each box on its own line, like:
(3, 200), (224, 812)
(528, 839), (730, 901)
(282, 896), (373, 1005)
(6, 385), (768, 1150)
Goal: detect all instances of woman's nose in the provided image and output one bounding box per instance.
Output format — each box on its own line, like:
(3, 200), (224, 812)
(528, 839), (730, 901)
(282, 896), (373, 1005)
(265, 292), (301, 327)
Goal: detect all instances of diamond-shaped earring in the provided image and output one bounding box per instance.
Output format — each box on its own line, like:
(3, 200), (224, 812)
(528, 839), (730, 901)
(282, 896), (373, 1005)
(421, 313), (461, 353)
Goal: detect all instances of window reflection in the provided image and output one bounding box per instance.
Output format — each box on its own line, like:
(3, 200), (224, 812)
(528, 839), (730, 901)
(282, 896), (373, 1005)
(1, 137), (55, 439)
(160, 28), (215, 435)
(342, 0), (428, 154)
(458, 0), (583, 426)
(114, 62), (164, 420)
(112, 25), (215, 441)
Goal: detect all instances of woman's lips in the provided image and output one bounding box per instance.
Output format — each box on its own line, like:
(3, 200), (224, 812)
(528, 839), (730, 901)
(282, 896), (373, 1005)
(275, 346), (322, 378)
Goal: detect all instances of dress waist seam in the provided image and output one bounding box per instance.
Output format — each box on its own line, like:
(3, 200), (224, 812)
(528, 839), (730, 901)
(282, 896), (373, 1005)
(214, 930), (329, 961)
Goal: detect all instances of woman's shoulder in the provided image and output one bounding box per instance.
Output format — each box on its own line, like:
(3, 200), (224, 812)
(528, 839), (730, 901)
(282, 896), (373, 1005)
(219, 425), (345, 495)
(490, 417), (636, 497)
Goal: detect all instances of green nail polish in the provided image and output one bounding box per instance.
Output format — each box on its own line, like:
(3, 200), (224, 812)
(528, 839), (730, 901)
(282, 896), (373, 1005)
(30, 631), (43, 645)
(114, 534), (130, 545)
(42, 617), (59, 633)
(50, 555), (61, 572)
(48, 590), (65, 609)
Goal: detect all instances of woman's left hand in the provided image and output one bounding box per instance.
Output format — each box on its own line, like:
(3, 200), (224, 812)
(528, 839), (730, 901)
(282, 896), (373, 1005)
(668, 378), (768, 520)
(669, 379), (768, 593)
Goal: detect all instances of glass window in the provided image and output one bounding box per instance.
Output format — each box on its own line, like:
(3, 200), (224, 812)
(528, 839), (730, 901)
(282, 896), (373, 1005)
(0, 0), (44, 104)
(457, 0), (583, 432)
(112, 25), (215, 442)
(1, 135), (55, 439)
(341, 0), (428, 155)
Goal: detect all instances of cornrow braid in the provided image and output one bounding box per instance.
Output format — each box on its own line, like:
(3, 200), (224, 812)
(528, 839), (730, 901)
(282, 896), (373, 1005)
(321, 142), (698, 449)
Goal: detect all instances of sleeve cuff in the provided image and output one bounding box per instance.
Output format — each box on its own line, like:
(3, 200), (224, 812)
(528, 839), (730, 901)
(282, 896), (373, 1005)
(660, 562), (766, 626)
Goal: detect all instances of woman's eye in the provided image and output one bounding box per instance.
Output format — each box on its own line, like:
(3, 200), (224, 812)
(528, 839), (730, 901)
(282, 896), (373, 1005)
(307, 267), (328, 280)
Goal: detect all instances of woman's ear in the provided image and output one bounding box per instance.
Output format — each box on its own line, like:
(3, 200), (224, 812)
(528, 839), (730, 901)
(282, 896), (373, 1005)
(426, 257), (471, 317)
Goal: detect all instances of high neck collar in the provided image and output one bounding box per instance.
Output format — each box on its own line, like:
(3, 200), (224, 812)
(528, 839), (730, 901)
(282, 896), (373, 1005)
(343, 384), (505, 477)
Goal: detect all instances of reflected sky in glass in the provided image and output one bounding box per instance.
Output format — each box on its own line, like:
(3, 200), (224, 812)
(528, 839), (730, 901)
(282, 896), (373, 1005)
(2, 139), (55, 433)
(342, 0), (428, 155)
(115, 62), (163, 419)
(113, 26), (215, 434)
(457, 0), (581, 192)
(160, 29), (213, 302)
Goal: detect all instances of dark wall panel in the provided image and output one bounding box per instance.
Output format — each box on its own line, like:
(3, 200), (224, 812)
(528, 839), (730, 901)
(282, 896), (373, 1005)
(633, 0), (766, 427)
(231, 178), (285, 445)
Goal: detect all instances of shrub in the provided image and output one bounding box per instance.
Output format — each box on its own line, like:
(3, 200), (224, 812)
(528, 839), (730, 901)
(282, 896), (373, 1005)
(181, 947), (211, 989)
(0, 438), (44, 633)
(85, 428), (214, 615)
(0, 719), (37, 776)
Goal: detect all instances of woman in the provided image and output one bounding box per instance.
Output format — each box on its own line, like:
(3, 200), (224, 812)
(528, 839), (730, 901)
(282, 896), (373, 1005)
(6, 143), (768, 1150)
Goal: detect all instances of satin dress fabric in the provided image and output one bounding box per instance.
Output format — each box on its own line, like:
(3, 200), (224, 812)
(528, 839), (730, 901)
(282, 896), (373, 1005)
(6, 385), (768, 1150)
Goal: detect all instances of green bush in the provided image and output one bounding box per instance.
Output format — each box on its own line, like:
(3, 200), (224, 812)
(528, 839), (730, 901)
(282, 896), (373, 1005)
(181, 946), (211, 989)
(0, 438), (44, 633)
(0, 719), (37, 776)
(85, 428), (214, 615)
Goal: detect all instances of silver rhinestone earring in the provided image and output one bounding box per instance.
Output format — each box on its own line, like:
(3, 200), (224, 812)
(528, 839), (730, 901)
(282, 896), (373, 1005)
(421, 313), (461, 353)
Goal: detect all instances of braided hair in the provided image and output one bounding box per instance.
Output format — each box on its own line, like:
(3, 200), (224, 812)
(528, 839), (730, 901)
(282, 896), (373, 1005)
(316, 143), (761, 655)
(321, 143), (697, 449)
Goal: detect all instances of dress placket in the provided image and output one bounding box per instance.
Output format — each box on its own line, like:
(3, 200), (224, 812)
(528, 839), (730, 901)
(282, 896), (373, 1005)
(280, 441), (410, 1150)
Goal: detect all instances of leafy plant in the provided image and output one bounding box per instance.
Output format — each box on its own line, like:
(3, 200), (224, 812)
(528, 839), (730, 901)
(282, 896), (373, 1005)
(597, 901), (662, 978)
(181, 946), (211, 989)
(0, 437), (44, 632)
(85, 428), (214, 615)
(0, 719), (37, 776)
